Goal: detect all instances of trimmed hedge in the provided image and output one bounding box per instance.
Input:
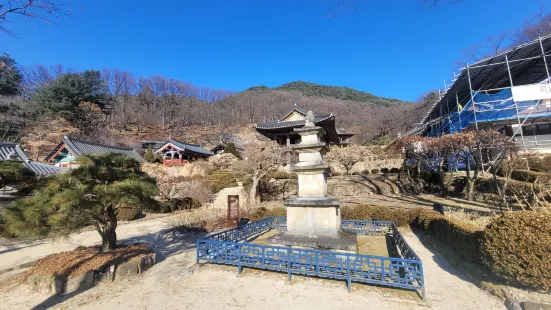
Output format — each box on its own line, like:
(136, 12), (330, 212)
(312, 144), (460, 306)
(249, 207), (286, 221)
(116, 207), (141, 221)
(474, 178), (540, 195)
(510, 169), (551, 184)
(274, 171), (291, 179)
(207, 170), (237, 192)
(341, 206), (483, 262)
(408, 208), (484, 263)
(482, 211), (551, 291)
(527, 156), (551, 173)
(341, 205), (410, 227)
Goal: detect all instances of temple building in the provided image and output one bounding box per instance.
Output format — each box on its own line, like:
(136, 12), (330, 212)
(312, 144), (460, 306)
(254, 104), (354, 148)
(154, 137), (213, 166)
(0, 142), (63, 176)
(45, 136), (145, 167)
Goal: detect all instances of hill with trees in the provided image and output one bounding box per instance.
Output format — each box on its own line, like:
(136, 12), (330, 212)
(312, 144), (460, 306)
(273, 81), (406, 107)
(0, 57), (430, 160)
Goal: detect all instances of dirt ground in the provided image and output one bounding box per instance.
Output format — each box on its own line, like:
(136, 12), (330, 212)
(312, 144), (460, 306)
(0, 229), (506, 310)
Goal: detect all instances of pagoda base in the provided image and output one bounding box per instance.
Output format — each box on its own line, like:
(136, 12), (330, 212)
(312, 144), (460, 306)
(284, 198), (341, 236)
(267, 231), (357, 251)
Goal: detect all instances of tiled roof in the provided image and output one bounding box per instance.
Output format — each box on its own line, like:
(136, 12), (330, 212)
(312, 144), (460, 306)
(0, 142), (64, 176)
(280, 103), (308, 120)
(336, 128), (355, 136)
(254, 114), (334, 130)
(156, 138), (214, 156)
(46, 136), (146, 163)
(210, 142), (245, 153)
(25, 161), (66, 176)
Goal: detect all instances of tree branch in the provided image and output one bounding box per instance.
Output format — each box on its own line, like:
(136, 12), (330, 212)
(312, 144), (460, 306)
(0, 0), (70, 36)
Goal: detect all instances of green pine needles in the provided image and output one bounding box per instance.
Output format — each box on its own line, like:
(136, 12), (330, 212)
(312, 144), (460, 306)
(4, 153), (158, 251)
(223, 142), (242, 159)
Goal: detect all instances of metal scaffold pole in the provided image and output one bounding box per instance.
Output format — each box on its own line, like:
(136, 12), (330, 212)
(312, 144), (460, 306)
(466, 64), (479, 131)
(456, 93), (462, 131)
(505, 54), (529, 156)
(532, 122), (539, 152)
(540, 36), (551, 81)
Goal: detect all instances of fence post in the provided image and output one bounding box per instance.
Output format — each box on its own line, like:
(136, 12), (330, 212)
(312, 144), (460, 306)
(196, 240), (200, 264)
(420, 263), (426, 301)
(347, 255), (352, 292)
(261, 247), (265, 266)
(237, 244), (242, 275)
(287, 249), (292, 281)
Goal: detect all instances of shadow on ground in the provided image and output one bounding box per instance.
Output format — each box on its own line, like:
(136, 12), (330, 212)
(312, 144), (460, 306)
(412, 230), (508, 297)
(28, 229), (206, 310)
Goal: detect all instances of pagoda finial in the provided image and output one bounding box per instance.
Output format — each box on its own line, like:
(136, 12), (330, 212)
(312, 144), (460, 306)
(305, 111), (315, 127)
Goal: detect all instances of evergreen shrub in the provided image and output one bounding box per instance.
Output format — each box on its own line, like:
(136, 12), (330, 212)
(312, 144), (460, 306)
(116, 207), (141, 221)
(274, 171), (290, 179)
(341, 205), (409, 227)
(207, 170), (237, 192)
(482, 211), (551, 291)
(250, 207), (286, 221)
(409, 208), (483, 262)
(510, 169), (551, 184)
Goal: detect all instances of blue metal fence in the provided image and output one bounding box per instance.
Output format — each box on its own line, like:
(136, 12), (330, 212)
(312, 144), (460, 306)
(196, 217), (425, 299)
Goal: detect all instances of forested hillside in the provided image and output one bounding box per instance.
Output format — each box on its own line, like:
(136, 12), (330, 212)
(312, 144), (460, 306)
(1, 56), (432, 160)
(274, 81), (406, 106)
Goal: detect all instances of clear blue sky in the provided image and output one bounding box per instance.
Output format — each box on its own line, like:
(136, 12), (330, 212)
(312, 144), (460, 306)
(0, 0), (547, 101)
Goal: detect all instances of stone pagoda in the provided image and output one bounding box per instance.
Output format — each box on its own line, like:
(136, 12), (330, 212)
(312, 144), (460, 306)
(269, 111), (355, 250)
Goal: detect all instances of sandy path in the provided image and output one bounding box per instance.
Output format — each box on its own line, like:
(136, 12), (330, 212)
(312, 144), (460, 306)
(0, 229), (505, 310)
(0, 215), (176, 272)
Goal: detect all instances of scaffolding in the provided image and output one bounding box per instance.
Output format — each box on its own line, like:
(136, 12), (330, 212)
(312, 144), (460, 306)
(406, 34), (551, 154)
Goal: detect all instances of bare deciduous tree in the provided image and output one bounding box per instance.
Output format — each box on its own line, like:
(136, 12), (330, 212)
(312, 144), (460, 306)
(514, 7), (551, 44)
(0, 0), (70, 37)
(234, 141), (285, 203)
(457, 33), (509, 67)
(325, 144), (368, 175)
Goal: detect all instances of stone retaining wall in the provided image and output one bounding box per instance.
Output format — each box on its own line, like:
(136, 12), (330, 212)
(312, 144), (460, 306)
(25, 253), (156, 296)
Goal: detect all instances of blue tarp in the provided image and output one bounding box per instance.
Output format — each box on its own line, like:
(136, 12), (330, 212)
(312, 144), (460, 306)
(427, 88), (550, 137)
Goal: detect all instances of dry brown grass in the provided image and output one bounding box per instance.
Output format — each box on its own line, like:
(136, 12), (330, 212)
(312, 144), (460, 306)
(444, 208), (494, 230)
(356, 235), (390, 257)
(26, 244), (153, 278)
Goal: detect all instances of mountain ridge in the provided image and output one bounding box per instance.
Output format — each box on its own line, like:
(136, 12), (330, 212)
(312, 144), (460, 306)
(244, 81), (408, 107)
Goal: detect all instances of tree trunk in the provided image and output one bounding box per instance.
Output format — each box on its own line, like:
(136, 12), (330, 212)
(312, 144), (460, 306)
(467, 178), (475, 201)
(438, 159), (446, 196)
(491, 170), (507, 212)
(250, 176), (260, 204)
(467, 167), (479, 201)
(99, 207), (118, 252)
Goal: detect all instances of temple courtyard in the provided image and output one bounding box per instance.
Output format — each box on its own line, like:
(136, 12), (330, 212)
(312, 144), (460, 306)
(0, 218), (504, 310)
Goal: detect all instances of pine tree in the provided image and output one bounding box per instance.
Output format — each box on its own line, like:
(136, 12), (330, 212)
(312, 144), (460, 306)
(144, 146), (155, 162)
(0, 56), (22, 96)
(223, 142), (242, 159)
(34, 70), (109, 118)
(0, 161), (34, 189)
(4, 153), (158, 251)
